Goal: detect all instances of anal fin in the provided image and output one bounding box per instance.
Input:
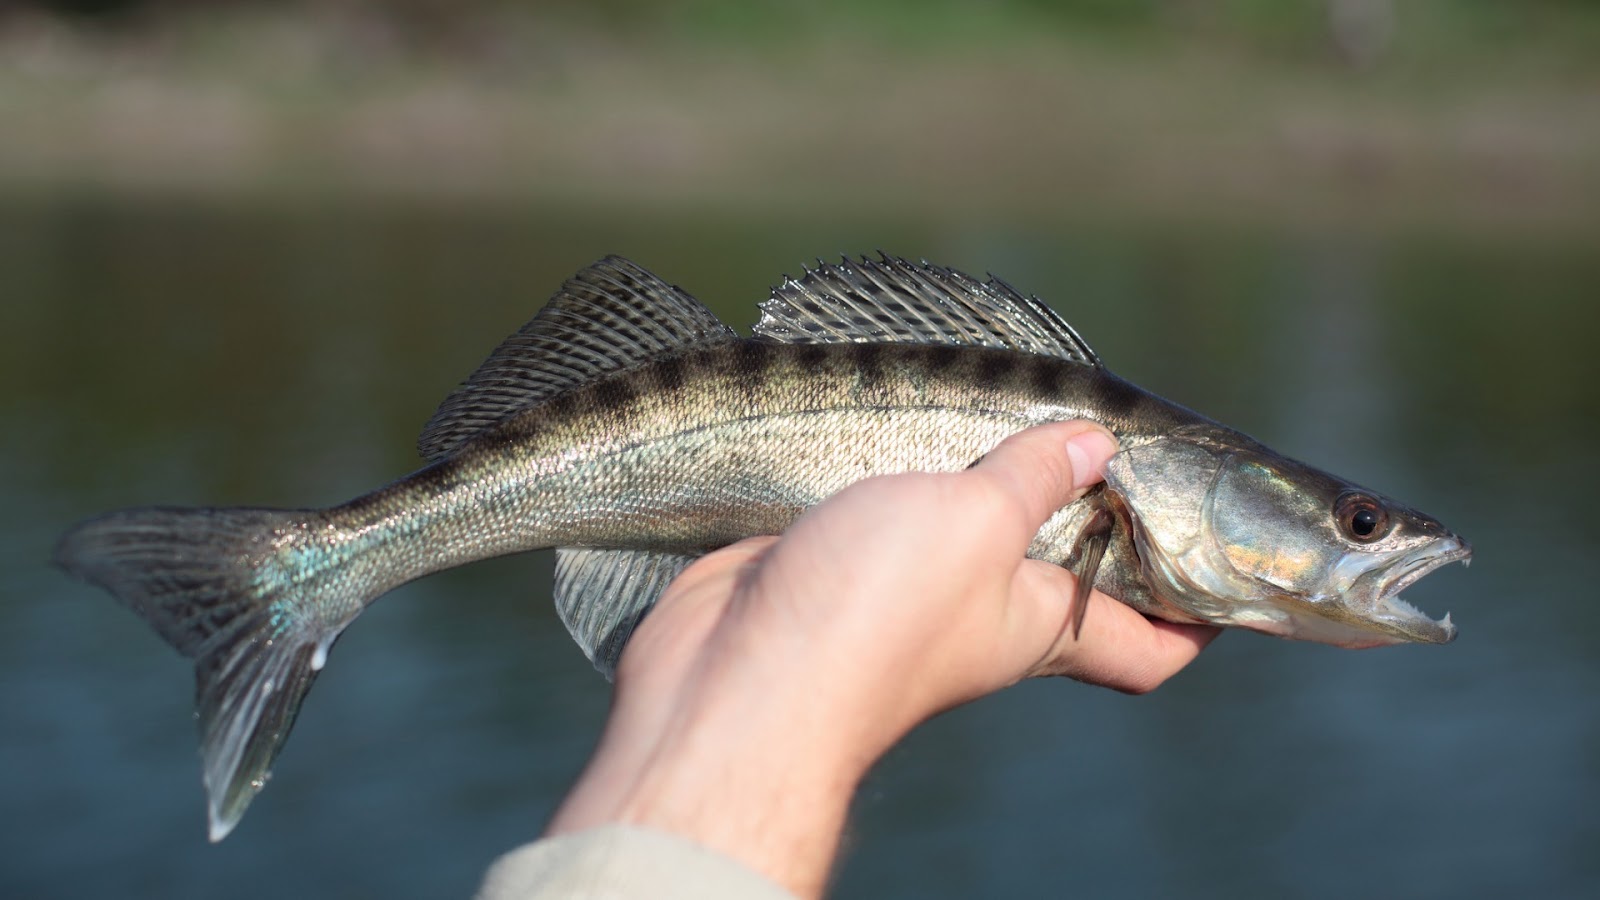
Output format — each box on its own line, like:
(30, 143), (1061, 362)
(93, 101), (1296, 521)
(553, 548), (700, 679)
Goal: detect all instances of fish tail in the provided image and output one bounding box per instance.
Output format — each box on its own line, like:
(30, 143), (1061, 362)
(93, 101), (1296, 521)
(53, 506), (362, 841)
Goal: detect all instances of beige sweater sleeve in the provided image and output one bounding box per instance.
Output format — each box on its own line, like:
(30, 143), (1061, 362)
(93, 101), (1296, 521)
(477, 825), (800, 900)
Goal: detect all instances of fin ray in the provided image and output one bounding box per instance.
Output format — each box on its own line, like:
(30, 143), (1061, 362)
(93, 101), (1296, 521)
(755, 254), (1100, 365)
(1071, 509), (1114, 638)
(54, 507), (363, 841)
(553, 548), (699, 679)
(419, 257), (736, 462)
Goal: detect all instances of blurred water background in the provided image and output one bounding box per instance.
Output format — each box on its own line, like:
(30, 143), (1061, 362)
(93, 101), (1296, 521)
(3, 2), (1598, 898)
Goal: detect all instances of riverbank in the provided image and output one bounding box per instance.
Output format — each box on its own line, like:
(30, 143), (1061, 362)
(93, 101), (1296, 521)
(3, 6), (1597, 238)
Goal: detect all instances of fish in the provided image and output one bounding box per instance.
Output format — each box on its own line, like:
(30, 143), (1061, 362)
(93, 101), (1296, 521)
(54, 254), (1470, 841)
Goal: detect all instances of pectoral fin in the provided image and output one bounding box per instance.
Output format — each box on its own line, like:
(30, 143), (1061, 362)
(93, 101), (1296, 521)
(1071, 508), (1114, 639)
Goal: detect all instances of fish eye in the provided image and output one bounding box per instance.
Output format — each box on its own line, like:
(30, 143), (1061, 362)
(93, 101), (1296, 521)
(1335, 492), (1391, 543)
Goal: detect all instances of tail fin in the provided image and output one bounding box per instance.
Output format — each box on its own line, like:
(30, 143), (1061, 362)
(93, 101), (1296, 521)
(54, 506), (361, 841)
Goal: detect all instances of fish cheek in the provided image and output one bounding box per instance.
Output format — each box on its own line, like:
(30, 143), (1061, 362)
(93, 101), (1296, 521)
(1103, 439), (1226, 578)
(1210, 459), (1342, 597)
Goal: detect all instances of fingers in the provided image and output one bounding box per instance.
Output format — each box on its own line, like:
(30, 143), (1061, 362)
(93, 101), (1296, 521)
(636, 537), (779, 655)
(971, 421), (1118, 538)
(1081, 619), (1219, 695)
(1011, 560), (1221, 694)
(673, 536), (780, 590)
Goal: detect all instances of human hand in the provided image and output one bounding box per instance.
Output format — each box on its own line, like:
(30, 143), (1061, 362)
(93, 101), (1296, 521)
(545, 421), (1220, 897)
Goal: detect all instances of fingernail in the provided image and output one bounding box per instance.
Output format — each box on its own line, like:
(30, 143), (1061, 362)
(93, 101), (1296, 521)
(1065, 428), (1117, 490)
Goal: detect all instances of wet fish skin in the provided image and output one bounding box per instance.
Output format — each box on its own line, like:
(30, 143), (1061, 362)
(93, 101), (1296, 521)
(53, 254), (1469, 841)
(291, 340), (1171, 635)
(1101, 424), (1467, 646)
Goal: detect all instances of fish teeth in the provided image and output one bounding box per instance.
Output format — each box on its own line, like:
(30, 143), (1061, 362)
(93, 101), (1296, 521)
(1384, 592), (1426, 619)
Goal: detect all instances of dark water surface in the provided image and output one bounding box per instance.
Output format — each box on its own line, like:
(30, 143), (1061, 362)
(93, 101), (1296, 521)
(3, 198), (1596, 899)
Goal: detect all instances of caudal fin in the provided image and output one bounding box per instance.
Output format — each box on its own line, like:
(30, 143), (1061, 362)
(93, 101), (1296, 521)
(54, 506), (360, 841)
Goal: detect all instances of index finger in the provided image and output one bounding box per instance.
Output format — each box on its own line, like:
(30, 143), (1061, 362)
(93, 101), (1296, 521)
(1012, 559), (1221, 692)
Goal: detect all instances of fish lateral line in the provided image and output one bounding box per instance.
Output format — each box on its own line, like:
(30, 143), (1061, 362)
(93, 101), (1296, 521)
(52, 253), (1471, 842)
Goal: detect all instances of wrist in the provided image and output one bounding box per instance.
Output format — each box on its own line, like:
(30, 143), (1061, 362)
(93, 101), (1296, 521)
(548, 652), (875, 897)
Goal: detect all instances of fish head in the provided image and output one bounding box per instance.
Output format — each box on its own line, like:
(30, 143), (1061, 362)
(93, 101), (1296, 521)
(1103, 425), (1469, 648)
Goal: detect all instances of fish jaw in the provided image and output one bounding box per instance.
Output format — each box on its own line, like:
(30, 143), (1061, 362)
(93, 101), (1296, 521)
(1357, 538), (1471, 645)
(1265, 537), (1471, 648)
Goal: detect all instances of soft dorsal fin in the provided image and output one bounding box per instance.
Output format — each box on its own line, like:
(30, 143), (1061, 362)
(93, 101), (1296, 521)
(418, 256), (736, 462)
(553, 548), (700, 679)
(754, 255), (1100, 366)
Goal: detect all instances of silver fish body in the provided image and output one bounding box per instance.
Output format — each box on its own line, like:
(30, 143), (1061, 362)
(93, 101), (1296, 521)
(54, 255), (1469, 841)
(336, 342), (1165, 586)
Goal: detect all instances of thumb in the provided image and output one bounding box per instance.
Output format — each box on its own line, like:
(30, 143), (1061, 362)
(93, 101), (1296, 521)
(971, 421), (1119, 537)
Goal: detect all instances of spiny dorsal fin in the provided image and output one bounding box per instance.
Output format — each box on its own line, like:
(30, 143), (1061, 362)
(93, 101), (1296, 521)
(553, 548), (700, 679)
(754, 254), (1100, 366)
(418, 257), (736, 462)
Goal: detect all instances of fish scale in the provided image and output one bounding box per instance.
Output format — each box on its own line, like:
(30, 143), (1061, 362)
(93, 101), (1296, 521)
(54, 253), (1469, 842)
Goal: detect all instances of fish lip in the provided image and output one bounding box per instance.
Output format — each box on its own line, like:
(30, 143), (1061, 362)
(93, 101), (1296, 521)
(1367, 539), (1471, 644)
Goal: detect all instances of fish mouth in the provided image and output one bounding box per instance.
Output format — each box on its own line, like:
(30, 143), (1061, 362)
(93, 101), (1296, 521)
(1363, 539), (1472, 644)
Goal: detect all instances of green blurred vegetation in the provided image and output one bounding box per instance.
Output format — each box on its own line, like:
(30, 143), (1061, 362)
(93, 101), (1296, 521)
(2, 0), (1597, 236)
(21, 0), (1600, 58)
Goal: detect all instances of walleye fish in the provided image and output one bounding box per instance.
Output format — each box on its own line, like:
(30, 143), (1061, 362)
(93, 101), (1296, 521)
(55, 255), (1469, 841)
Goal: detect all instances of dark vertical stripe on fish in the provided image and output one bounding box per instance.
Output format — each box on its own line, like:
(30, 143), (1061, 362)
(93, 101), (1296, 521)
(732, 340), (772, 382)
(851, 342), (887, 392)
(1094, 374), (1151, 425)
(544, 391), (579, 422)
(796, 343), (830, 370)
(602, 375), (639, 410)
(654, 355), (687, 394)
(1028, 355), (1064, 398)
(924, 344), (963, 375)
(976, 350), (1013, 387)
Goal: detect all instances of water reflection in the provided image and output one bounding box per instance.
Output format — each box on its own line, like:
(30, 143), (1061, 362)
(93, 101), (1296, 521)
(3, 198), (1596, 899)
